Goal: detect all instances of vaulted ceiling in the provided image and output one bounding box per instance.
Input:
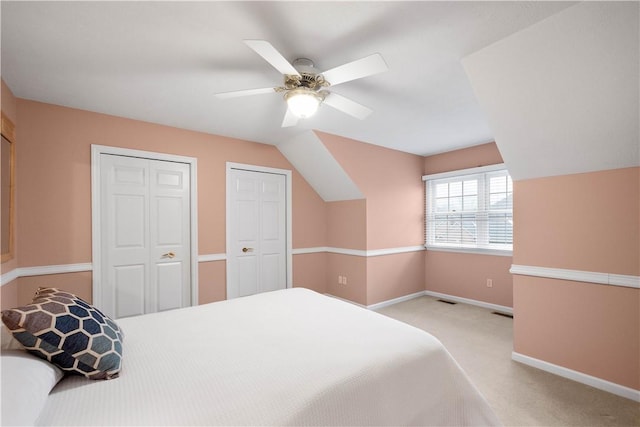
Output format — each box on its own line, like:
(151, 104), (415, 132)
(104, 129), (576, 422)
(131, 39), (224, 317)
(3, 1), (637, 184)
(1, 1), (574, 156)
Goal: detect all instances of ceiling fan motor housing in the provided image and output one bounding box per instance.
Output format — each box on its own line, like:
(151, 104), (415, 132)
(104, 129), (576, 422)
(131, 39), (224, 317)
(279, 58), (330, 91)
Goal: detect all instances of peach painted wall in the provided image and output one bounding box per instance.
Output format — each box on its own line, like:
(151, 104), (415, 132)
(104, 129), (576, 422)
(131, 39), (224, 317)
(0, 282), (17, 310)
(10, 99), (327, 306)
(423, 142), (513, 307)
(326, 199), (366, 249)
(513, 168), (639, 274)
(324, 199), (367, 303)
(514, 276), (639, 390)
(317, 132), (424, 306)
(198, 261), (227, 305)
(316, 132), (424, 305)
(423, 142), (503, 175)
(326, 253), (367, 305)
(1, 80), (19, 309)
(318, 131), (423, 250)
(424, 252), (513, 307)
(367, 252), (425, 305)
(513, 167), (639, 390)
(292, 252), (327, 294)
(17, 272), (93, 305)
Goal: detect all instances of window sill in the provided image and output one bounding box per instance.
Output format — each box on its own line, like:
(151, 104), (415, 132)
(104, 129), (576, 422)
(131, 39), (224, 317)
(425, 245), (513, 257)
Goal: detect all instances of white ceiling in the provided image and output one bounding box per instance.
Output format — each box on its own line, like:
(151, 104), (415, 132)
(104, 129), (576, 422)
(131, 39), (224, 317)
(463, 1), (639, 180)
(1, 1), (576, 157)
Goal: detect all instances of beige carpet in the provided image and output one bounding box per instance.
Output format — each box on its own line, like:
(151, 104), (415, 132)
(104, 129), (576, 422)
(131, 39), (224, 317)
(376, 295), (640, 426)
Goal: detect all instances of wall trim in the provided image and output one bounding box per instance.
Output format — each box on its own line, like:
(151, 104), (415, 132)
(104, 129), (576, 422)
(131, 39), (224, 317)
(1, 255), (229, 286)
(367, 291), (427, 310)
(424, 290), (513, 314)
(293, 245), (425, 257)
(366, 246), (425, 257)
(198, 253), (226, 262)
(510, 264), (640, 289)
(0, 263), (93, 286)
(327, 247), (366, 256)
(0, 268), (19, 286)
(512, 352), (640, 403)
(19, 263), (93, 277)
(292, 247), (328, 255)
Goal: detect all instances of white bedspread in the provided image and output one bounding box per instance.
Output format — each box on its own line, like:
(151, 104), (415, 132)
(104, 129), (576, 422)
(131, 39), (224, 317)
(37, 288), (500, 426)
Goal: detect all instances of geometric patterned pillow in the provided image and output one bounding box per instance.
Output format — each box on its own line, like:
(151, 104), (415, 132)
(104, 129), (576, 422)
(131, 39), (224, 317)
(1, 288), (124, 380)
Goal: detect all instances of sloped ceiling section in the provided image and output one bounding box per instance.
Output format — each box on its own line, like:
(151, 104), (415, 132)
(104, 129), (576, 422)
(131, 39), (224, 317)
(462, 2), (639, 181)
(277, 131), (364, 202)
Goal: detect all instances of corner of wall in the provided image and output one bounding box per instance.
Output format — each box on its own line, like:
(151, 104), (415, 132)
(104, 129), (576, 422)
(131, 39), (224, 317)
(277, 131), (363, 202)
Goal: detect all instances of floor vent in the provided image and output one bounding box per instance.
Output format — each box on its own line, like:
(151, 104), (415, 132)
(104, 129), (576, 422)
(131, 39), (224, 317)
(437, 299), (457, 305)
(492, 311), (513, 318)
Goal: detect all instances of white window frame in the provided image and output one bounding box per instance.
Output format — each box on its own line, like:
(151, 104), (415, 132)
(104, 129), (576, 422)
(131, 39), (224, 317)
(422, 164), (513, 257)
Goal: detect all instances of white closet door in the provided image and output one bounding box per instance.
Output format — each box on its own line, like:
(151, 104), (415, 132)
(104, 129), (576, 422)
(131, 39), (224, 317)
(149, 160), (191, 313)
(227, 169), (287, 299)
(100, 154), (191, 319)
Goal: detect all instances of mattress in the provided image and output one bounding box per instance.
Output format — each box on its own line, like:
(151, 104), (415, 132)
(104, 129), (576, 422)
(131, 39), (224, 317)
(36, 288), (500, 426)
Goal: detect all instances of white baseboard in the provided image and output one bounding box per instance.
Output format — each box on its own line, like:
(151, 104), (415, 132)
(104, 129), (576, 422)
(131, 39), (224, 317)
(512, 352), (640, 402)
(329, 289), (513, 314)
(324, 293), (366, 308)
(367, 291), (427, 310)
(325, 292), (427, 310)
(423, 290), (513, 315)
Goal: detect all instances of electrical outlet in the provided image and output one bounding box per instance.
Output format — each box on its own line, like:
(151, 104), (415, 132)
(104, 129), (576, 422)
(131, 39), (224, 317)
(343, 276), (348, 285)
(338, 275), (343, 285)
(486, 279), (493, 288)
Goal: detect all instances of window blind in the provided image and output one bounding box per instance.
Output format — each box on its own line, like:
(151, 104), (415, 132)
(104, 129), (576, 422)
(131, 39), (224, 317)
(424, 166), (512, 252)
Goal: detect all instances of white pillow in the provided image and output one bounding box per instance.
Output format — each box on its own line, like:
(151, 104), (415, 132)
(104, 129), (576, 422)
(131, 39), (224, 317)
(1, 322), (24, 350)
(1, 350), (64, 426)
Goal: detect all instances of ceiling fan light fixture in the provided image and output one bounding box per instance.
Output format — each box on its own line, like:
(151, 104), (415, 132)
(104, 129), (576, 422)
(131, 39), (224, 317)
(285, 88), (323, 119)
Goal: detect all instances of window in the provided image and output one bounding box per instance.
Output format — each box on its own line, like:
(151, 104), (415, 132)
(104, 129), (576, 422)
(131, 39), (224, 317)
(423, 165), (512, 254)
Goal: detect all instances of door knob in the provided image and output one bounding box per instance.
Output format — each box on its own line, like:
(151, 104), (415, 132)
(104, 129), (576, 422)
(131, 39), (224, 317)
(162, 252), (176, 258)
(242, 247), (254, 253)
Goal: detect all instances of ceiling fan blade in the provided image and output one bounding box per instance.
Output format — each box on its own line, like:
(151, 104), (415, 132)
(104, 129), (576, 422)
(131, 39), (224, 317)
(323, 93), (373, 120)
(281, 109), (299, 128)
(321, 53), (388, 86)
(244, 40), (301, 77)
(214, 87), (275, 99)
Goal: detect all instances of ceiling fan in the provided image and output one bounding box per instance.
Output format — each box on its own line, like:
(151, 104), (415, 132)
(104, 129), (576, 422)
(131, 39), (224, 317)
(215, 40), (388, 127)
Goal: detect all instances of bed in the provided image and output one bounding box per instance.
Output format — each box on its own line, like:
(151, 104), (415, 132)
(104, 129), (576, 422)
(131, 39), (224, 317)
(2, 287), (500, 426)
